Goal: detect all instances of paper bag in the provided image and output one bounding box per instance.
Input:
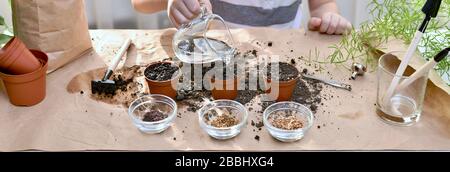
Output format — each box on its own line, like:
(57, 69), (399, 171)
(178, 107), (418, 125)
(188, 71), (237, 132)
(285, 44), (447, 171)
(11, 0), (92, 73)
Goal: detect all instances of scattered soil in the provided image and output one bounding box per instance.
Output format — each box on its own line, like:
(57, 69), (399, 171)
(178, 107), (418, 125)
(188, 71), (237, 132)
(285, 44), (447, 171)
(290, 59), (296, 64)
(142, 110), (168, 122)
(292, 77), (323, 113)
(266, 62), (299, 81)
(235, 62), (264, 105)
(67, 65), (147, 107)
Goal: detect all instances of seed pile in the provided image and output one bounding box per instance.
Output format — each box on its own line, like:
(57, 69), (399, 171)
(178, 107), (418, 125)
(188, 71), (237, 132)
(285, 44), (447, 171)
(204, 108), (239, 128)
(268, 111), (304, 130)
(142, 110), (168, 122)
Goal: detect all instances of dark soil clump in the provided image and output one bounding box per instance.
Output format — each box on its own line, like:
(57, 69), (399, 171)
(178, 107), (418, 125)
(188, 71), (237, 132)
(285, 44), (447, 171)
(266, 62), (299, 81)
(144, 63), (179, 81)
(142, 110), (168, 122)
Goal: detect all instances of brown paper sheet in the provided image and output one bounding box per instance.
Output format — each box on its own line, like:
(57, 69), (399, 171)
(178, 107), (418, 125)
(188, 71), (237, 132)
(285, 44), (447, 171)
(12, 0), (93, 73)
(0, 28), (449, 151)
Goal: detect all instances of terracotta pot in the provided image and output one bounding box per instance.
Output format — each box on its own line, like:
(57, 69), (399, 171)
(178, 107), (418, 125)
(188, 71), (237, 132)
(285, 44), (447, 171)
(144, 61), (180, 99)
(265, 78), (298, 102)
(0, 50), (48, 106)
(0, 37), (41, 75)
(211, 77), (238, 100)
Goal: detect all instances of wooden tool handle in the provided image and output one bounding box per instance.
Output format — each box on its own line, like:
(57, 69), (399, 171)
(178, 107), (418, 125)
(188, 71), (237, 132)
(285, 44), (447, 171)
(108, 38), (132, 71)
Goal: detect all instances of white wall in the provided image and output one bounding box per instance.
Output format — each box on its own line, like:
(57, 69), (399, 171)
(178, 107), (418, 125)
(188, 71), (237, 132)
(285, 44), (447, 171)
(1, 0), (373, 29)
(0, 0), (12, 27)
(85, 0), (374, 29)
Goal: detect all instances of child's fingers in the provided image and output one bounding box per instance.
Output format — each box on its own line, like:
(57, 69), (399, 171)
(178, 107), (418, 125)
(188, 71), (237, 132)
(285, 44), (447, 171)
(345, 22), (353, 34)
(169, 13), (180, 28)
(171, 9), (189, 28)
(326, 14), (339, 34)
(308, 17), (322, 30)
(335, 18), (352, 35)
(183, 0), (202, 14)
(176, 0), (196, 19)
(200, 0), (213, 12)
(319, 13), (332, 33)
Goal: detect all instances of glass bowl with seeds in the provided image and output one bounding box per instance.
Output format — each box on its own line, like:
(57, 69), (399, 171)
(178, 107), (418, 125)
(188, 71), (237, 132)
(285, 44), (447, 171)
(263, 101), (313, 142)
(128, 94), (177, 134)
(198, 100), (248, 140)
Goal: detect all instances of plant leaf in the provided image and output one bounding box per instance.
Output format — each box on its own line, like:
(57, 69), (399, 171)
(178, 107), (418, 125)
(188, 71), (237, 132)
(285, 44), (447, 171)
(0, 34), (12, 46)
(0, 16), (5, 26)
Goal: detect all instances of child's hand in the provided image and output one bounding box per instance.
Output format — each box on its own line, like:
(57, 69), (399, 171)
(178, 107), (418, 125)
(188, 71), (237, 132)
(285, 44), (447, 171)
(308, 12), (352, 35)
(168, 0), (212, 28)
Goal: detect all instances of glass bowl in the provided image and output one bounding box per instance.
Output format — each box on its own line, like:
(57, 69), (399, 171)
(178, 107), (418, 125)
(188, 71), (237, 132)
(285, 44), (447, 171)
(263, 101), (313, 142)
(198, 100), (248, 140)
(128, 94), (177, 134)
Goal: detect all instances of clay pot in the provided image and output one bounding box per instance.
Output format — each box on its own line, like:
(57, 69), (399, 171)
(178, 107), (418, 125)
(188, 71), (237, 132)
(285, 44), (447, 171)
(144, 61), (180, 99)
(0, 37), (41, 75)
(263, 62), (299, 102)
(211, 77), (238, 100)
(265, 78), (298, 102)
(0, 50), (48, 106)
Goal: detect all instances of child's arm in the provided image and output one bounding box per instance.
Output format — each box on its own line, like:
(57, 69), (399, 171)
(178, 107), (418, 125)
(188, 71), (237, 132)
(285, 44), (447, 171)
(131, 0), (168, 13)
(132, 0), (210, 28)
(308, 0), (352, 35)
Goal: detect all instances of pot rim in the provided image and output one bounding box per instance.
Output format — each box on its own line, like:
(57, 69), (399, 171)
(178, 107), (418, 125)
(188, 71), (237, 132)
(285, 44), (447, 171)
(262, 62), (300, 83)
(144, 61), (181, 83)
(0, 50), (48, 83)
(0, 37), (24, 65)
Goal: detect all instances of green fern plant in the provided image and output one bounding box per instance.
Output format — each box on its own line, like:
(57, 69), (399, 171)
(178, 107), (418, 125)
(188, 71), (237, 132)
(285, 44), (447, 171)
(329, 0), (450, 83)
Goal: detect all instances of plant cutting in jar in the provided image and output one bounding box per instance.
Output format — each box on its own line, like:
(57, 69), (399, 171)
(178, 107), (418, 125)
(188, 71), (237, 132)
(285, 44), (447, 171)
(327, 0), (450, 85)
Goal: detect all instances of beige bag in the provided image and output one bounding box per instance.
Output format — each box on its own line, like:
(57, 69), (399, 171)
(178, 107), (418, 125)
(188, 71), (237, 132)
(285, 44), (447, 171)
(11, 0), (92, 73)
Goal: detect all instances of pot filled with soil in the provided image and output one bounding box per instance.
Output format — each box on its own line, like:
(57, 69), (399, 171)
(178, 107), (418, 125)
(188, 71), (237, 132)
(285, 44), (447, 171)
(0, 37), (41, 75)
(0, 50), (48, 106)
(264, 62), (299, 102)
(210, 62), (238, 100)
(144, 61), (181, 99)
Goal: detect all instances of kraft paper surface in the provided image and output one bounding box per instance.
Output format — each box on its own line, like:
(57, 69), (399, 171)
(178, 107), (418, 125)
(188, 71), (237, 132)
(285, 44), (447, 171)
(0, 28), (449, 151)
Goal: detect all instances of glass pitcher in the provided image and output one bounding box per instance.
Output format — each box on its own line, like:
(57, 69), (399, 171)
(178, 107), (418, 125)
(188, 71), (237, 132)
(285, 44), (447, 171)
(172, 6), (237, 64)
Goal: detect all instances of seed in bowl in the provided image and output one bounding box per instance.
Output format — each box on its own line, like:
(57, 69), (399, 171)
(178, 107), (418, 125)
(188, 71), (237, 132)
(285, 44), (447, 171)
(268, 110), (304, 130)
(142, 110), (168, 122)
(204, 107), (240, 128)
